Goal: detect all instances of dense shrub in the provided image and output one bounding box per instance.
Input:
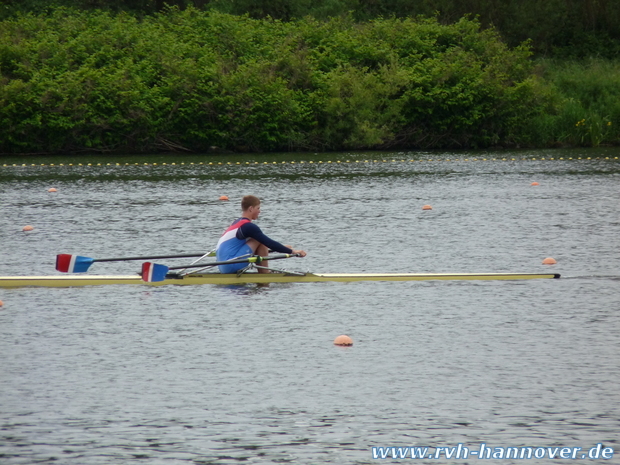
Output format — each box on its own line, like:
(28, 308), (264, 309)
(0, 8), (567, 153)
(524, 59), (620, 147)
(4, 0), (618, 58)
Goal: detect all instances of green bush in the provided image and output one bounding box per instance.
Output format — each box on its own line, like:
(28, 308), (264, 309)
(3, 0), (619, 58)
(0, 8), (566, 153)
(525, 59), (620, 147)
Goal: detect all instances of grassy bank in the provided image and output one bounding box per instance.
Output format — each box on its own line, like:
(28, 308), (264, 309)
(526, 59), (620, 147)
(0, 8), (618, 154)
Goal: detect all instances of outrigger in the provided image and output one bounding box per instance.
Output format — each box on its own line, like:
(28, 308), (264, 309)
(0, 252), (560, 288)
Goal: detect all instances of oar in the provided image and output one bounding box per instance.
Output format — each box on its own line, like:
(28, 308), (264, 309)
(142, 254), (301, 282)
(56, 251), (215, 273)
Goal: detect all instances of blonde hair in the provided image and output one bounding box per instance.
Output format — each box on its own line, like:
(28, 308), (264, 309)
(241, 195), (260, 211)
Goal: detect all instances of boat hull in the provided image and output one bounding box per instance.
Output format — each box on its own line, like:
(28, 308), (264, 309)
(0, 272), (560, 288)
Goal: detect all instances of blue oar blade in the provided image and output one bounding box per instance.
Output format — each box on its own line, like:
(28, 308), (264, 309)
(56, 254), (94, 273)
(142, 262), (169, 282)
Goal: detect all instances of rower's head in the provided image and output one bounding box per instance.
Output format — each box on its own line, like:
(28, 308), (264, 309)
(241, 195), (261, 220)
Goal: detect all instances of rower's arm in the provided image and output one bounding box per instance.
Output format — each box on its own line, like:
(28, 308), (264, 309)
(237, 223), (293, 254)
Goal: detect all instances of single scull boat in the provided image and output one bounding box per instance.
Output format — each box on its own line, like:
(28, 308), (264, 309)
(0, 271), (560, 288)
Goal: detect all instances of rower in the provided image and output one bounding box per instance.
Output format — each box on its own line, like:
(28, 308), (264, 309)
(216, 195), (307, 274)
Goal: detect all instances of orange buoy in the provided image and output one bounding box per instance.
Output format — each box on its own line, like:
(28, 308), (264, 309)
(48, 187), (57, 192)
(219, 195), (229, 201)
(334, 335), (353, 346)
(542, 257), (557, 265)
(0, 300), (3, 307)
(422, 205), (432, 210)
(531, 182), (539, 186)
(22, 225), (34, 231)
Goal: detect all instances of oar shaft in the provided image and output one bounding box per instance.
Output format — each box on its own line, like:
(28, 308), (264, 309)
(142, 254), (301, 282)
(95, 253), (207, 263)
(166, 254), (298, 271)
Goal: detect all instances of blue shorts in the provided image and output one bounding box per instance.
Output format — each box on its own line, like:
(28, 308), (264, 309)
(218, 243), (254, 273)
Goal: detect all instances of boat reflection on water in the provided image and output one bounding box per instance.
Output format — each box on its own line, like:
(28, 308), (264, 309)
(215, 281), (277, 296)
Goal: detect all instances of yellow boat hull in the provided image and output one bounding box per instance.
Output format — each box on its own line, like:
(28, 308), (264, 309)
(0, 272), (560, 288)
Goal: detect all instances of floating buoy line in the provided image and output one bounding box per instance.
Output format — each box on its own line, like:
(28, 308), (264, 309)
(1, 156), (618, 168)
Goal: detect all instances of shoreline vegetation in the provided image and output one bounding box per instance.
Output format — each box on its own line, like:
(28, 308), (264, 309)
(1, 4), (619, 155)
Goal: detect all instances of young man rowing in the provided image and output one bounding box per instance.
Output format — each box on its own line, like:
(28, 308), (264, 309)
(216, 195), (307, 274)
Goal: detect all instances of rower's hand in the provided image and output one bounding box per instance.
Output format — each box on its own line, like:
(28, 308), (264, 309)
(292, 249), (307, 257)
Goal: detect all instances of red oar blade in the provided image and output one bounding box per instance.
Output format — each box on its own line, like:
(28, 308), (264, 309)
(141, 262), (169, 282)
(56, 254), (94, 273)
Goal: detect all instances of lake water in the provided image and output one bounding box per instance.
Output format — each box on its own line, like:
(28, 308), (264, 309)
(1, 148), (619, 464)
